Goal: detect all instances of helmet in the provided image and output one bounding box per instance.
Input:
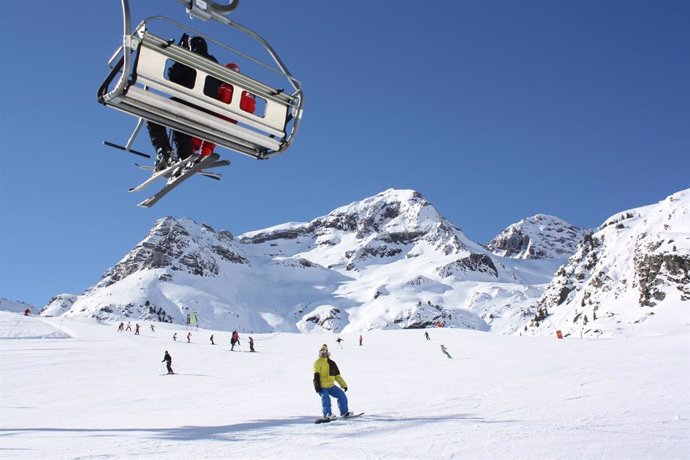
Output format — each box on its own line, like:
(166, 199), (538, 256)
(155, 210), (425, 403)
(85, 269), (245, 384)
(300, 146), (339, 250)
(189, 36), (208, 55)
(226, 62), (240, 72)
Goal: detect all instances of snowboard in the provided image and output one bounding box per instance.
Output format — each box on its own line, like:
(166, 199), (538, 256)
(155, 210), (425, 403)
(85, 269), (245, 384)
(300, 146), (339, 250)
(314, 412), (364, 424)
(138, 153), (220, 208)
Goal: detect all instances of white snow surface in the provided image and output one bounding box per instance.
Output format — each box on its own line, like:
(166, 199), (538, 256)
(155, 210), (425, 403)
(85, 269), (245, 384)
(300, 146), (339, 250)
(1, 312), (688, 459)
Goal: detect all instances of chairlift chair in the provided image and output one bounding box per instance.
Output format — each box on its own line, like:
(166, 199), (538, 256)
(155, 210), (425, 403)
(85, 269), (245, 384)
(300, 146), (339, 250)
(98, 0), (304, 161)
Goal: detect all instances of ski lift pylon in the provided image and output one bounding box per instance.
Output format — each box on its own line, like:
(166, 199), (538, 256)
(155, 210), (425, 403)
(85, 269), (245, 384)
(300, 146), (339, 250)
(98, 0), (303, 160)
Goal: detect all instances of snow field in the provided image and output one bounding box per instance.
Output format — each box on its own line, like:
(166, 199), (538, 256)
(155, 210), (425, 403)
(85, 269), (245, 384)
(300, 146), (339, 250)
(0, 312), (688, 459)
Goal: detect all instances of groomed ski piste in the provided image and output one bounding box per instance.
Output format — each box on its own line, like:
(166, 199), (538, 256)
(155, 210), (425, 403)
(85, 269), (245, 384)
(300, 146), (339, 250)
(1, 311), (688, 459)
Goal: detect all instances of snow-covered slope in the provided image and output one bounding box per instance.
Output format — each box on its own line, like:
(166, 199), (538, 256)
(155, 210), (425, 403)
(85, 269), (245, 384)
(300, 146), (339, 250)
(523, 189), (690, 337)
(1, 313), (688, 458)
(41, 189), (562, 334)
(486, 214), (589, 259)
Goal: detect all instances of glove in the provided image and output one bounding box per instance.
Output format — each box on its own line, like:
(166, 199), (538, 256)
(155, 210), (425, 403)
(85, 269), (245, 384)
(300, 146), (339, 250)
(315, 386), (322, 393)
(343, 387), (348, 392)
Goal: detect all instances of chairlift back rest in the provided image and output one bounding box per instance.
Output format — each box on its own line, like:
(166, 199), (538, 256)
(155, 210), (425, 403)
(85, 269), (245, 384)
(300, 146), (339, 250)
(136, 31), (292, 135)
(99, 30), (300, 158)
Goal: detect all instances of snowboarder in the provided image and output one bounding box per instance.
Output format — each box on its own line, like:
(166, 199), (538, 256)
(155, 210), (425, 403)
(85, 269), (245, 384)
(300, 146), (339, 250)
(187, 332), (192, 343)
(440, 344), (452, 359)
(173, 332), (177, 342)
(336, 337), (344, 349)
(162, 351), (174, 374)
(210, 334), (215, 345)
(424, 331), (430, 341)
(313, 344), (352, 420)
(249, 336), (255, 352)
(134, 323), (140, 335)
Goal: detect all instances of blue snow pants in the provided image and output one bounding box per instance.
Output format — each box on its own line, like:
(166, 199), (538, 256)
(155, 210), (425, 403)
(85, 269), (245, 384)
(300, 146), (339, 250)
(320, 386), (348, 417)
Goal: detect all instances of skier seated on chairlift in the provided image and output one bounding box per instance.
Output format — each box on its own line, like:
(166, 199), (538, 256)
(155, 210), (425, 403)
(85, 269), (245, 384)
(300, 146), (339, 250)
(191, 62), (257, 159)
(146, 35), (220, 172)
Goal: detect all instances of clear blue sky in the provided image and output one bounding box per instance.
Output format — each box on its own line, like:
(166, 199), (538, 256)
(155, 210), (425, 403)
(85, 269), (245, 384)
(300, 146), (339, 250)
(1, 1), (688, 307)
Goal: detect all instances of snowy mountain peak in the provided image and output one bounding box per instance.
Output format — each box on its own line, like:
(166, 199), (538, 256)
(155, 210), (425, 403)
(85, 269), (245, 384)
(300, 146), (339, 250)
(17, 188), (688, 338)
(486, 214), (589, 260)
(93, 216), (244, 292)
(524, 189), (690, 337)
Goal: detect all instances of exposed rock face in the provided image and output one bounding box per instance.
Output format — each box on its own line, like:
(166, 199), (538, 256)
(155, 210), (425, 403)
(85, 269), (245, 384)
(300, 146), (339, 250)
(487, 214), (590, 259)
(523, 190), (690, 337)
(94, 218), (247, 291)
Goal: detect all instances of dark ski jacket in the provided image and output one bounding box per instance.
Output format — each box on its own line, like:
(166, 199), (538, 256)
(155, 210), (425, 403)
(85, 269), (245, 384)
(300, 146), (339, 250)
(168, 35), (221, 98)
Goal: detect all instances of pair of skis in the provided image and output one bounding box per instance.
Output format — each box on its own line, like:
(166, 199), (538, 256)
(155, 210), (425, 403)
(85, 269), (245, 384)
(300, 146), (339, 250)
(129, 154), (229, 208)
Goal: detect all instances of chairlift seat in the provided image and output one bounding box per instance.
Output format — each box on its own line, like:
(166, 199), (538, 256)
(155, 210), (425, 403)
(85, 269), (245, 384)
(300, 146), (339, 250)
(99, 26), (300, 159)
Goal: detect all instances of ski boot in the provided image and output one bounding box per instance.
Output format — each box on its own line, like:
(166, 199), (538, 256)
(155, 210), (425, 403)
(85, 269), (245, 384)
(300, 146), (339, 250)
(154, 148), (174, 173)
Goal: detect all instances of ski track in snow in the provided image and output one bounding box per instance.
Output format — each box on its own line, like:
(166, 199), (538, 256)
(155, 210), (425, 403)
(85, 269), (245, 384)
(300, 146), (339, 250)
(0, 312), (688, 459)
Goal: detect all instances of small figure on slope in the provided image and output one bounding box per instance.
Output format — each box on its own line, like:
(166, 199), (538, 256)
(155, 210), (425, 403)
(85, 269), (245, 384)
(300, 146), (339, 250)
(231, 330), (240, 351)
(187, 332), (192, 343)
(249, 336), (255, 352)
(424, 331), (430, 341)
(336, 337), (344, 349)
(440, 344), (452, 359)
(162, 351), (174, 374)
(313, 344), (352, 420)
(210, 334), (215, 345)
(173, 332), (177, 342)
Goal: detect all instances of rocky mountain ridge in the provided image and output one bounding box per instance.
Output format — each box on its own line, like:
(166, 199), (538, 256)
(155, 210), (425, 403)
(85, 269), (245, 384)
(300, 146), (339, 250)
(36, 189), (575, 334)
(20, 188), (689, 337)
(523, 189), (689, 337)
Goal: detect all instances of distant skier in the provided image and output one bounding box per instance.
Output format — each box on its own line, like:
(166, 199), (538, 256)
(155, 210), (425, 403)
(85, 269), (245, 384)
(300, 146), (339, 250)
(118, 322), (124, 332)
(359, 335), (363, 346)
(162, 351), (174, 374)
(126, 321), (132, 332)
(249, 336), (255, 352)
(440, 344), (452, 359)
(210, 334), (215, 345)
(150, 324), (156, 333)
(231, 331), (240, 350)
(336, 337), (344, 349)
(135, 323), (140, 335)
(187, 332), (192, 343)
(24, 308), (30, 316)
(313, 344), (352, 420)
(173, 332), (177, 342)
(424, 331), (430, 341)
